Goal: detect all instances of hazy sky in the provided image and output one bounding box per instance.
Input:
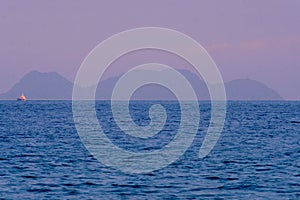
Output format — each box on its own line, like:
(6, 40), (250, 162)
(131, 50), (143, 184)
(0, 0), (299, 99)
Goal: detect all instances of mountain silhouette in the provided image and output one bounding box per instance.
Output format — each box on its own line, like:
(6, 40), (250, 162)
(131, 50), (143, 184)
(96, 69), (210, 100)
(0, 70), (283, 100)
(225, 79), (283, 100)
(0, 71), (73, 100)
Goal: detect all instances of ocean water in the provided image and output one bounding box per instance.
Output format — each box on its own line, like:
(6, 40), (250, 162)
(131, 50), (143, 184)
(0, 101), (299, 199)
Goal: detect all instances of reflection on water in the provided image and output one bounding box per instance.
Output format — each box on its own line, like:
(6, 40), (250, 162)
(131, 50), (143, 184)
(0, 101), (299, 199)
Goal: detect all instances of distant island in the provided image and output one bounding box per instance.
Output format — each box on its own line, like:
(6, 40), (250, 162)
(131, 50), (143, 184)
(0, 70), (283, 100)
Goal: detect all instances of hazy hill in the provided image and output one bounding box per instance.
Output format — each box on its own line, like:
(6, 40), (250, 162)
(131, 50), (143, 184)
(0, 71), (73, 100)
(226, 79), (283, 100)
(0, 70), (283, 100)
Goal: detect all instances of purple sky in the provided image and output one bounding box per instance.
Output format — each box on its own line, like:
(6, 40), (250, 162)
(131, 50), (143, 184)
(0, 0), (299, 99)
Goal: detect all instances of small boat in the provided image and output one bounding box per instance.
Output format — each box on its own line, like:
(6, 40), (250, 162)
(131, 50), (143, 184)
(17, 93), (27, 101)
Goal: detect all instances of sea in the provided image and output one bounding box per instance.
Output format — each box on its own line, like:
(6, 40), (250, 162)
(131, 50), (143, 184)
(0, 100), (299, 199)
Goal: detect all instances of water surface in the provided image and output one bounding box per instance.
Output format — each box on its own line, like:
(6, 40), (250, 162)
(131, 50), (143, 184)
(0, 101), (299, 199)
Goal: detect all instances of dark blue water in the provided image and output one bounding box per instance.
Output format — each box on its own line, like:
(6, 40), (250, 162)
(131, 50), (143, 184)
(0, 101), (299, 199)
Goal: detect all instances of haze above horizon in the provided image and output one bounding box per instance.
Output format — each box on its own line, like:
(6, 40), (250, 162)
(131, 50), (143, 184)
(0, 1), (299, 100)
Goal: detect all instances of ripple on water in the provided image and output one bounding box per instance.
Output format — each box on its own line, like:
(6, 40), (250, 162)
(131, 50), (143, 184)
(0, 101), (299, 199)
